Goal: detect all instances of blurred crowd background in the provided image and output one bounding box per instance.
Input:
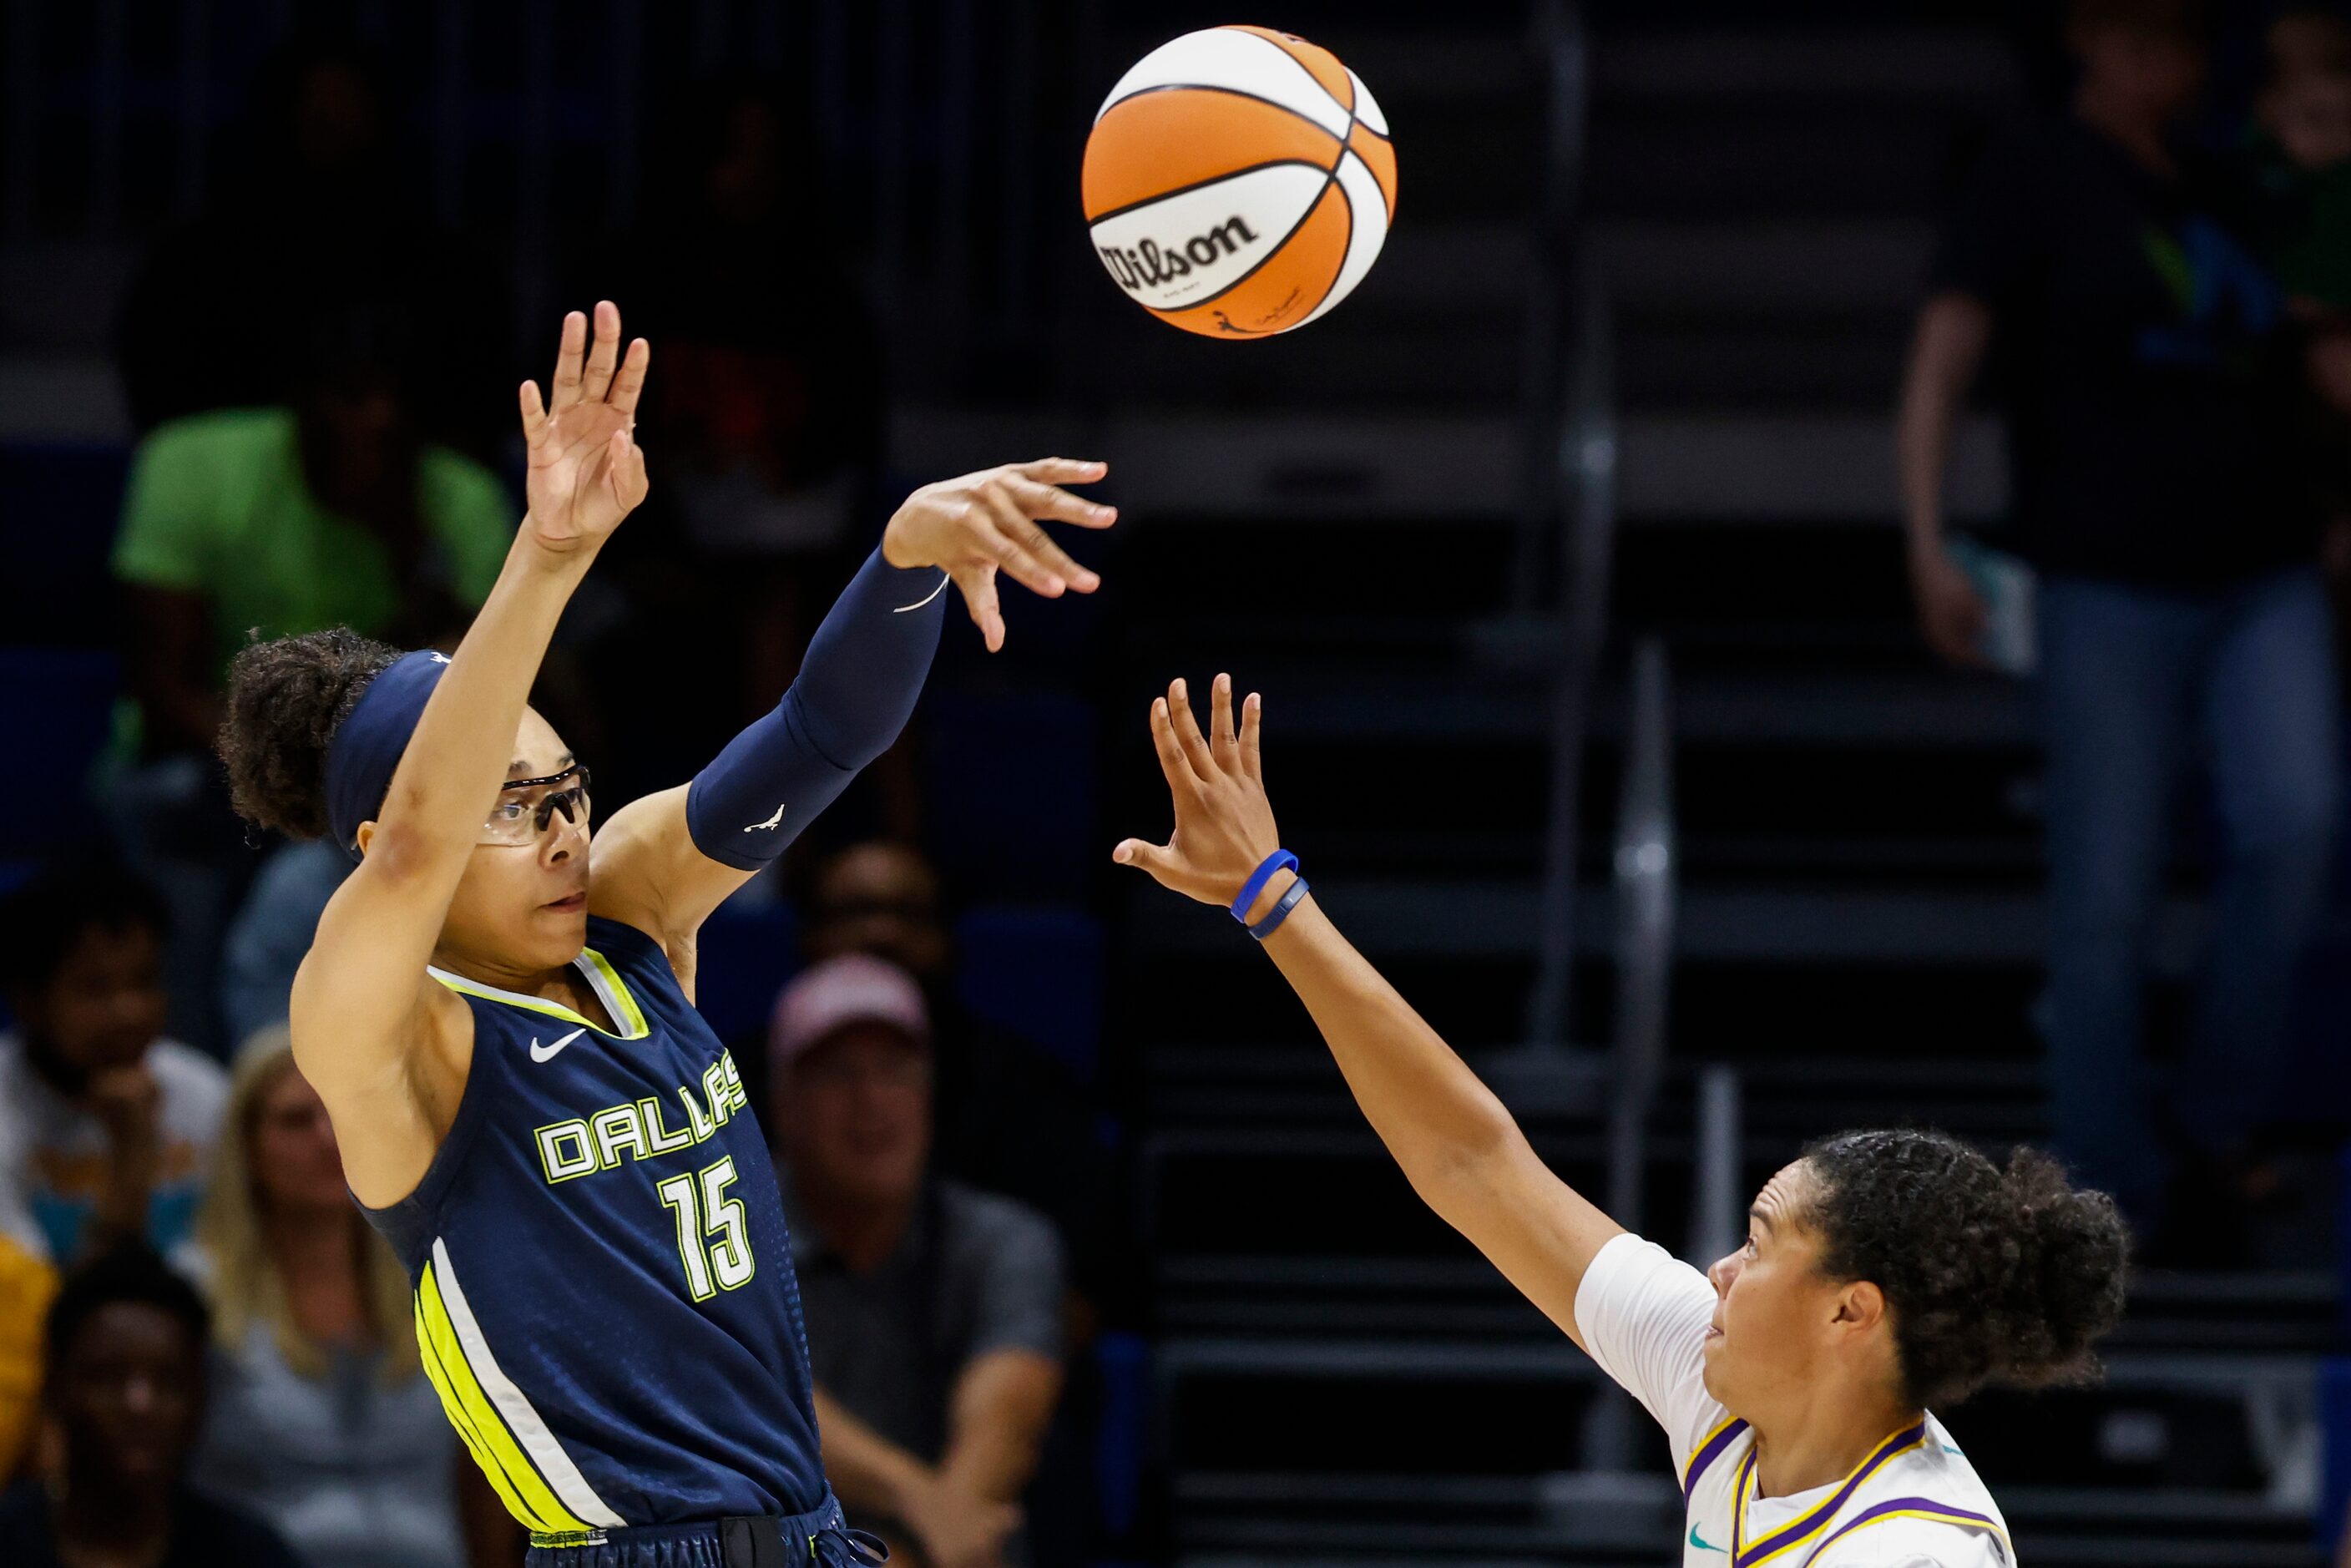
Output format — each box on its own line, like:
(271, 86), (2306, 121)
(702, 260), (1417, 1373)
(5, 0), (2351, 1565)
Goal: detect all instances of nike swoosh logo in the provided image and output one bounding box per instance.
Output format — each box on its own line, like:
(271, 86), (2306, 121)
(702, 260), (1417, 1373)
(1689, 1524), (1725, 1554)
(745, 802), (786, 832)
(529, 1027), (587, 1064)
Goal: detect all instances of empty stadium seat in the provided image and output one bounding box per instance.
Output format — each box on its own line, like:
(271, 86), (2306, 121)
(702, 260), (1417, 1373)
(0, 650), (121, 857)
(923, 690), (1098, 901)
(0, 445), (129, 646)
(688, 897), (800, 1049)
(953, 903), (1105, 1082)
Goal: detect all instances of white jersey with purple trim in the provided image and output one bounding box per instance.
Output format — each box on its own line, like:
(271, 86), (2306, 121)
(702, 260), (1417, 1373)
(1575, 1234), (2014, 1568)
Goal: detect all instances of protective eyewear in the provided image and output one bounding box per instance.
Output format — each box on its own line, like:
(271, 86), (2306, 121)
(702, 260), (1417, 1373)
(483, 763), (592, 846)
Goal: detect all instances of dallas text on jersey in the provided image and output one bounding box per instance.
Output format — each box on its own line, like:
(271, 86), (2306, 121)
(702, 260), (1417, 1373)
(532, 1052), (752, 1185)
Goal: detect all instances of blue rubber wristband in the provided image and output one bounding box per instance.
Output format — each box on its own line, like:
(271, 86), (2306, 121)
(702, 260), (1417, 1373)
(1230, 849), (1299, 923)
(1247, 876), (1311, 941)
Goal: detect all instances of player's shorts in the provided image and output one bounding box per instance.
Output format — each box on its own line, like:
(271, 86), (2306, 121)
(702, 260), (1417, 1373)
(524, 1491), (887, 1568)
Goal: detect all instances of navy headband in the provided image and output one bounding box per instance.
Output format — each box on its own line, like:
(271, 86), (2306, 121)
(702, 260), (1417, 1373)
(324, 650), (452, 861)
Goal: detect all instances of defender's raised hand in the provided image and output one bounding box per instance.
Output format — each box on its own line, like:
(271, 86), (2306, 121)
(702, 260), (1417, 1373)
(1114, 674), (1286, 913)
(520, 301), (650, 556)
(881, 458), (1116, 652)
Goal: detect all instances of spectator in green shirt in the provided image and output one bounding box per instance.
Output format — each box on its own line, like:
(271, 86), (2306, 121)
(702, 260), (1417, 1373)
(113, 318), (514, 758)
(105, 313), (513, 1051)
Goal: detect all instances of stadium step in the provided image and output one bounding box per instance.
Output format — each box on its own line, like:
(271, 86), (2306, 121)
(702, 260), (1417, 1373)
(1588, 26), (2015, 223)
(0, 239), (139, 357)
(1599, 220), (1936, 317)
(1166, 1485), (2323, 1568)
(1121, 877), (2207, 972)
(888, 408), (2005, 524)
(1595, 29), (2018, 101)
(1141, 1047), (2047, 1143)
(1152, 1335), (2323, 1567)
(1143, 655), (2030, 747)
(1594, 217), (1931, 409)
(1139, 1218), (2333, 1562)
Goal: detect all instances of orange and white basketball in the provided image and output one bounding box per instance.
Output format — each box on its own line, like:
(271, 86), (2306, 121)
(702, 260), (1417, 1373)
(1083, 26), (1398, 339)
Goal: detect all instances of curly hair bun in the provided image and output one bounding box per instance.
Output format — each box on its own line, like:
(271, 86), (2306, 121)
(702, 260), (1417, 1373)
(217, 628), (402, 840)
(1802, 1129), (2131, 1409)
(1994, 1146), (2131, 1391)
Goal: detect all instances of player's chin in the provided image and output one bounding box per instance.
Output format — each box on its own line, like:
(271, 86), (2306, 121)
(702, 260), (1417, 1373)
(528, 890), (591, 949)
(1698, 1338), (1731, 1402)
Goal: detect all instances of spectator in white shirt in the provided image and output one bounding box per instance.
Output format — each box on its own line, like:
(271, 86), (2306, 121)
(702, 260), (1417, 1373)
(0, 862), (225, 1267)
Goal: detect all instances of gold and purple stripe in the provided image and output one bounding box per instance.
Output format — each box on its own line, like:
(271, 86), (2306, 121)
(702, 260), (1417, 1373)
(1729, 1422), (1929, 1568)
(1682, 1416), (1751, 1505)
(1798, 1495), (2010, 1566)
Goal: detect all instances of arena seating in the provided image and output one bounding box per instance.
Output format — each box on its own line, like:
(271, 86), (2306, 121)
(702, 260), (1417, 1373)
(0, 649), (121, 862)
(0, 445), (127, 645)
(924, 689), (1101, 903)
(955, 905), (1105, 1084)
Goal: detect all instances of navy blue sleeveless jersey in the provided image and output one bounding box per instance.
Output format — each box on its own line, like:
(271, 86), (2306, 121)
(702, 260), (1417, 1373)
(364, 916), (823, 1537)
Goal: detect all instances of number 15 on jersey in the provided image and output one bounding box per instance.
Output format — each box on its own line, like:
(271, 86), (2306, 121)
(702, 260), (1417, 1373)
(657, 1156), (756, 1301)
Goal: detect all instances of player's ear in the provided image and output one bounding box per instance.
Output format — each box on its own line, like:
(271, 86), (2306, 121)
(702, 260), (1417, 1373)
(1833, 1278), (1886, 1333)
(354, 822), (377, 860)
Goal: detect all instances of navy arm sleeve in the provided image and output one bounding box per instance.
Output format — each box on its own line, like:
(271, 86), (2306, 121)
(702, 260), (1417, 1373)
(685, 550), (949, 869)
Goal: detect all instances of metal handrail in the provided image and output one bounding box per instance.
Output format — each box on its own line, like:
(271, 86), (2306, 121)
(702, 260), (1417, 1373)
(1606, 635), (1675, 1228)
(1523, 0), (1625, 1060)
(1479, 0), (1618, 1141)
(1512, 0), (1590, 615)
(1508, 4), (1678, 1480)
(1511, 1), (1677, 1227)
(1688, 1064), (1742, 1267)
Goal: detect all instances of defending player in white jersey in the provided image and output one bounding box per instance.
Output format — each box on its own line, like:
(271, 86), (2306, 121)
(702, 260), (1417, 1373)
(1115, 674), (2131, 1568)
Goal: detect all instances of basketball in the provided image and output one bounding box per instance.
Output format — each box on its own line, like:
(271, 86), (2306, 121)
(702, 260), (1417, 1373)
(1083, 26), (1398, 339)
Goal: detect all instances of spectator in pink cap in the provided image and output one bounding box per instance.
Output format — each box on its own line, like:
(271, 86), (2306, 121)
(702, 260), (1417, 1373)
(766, 955), (1066, 1568)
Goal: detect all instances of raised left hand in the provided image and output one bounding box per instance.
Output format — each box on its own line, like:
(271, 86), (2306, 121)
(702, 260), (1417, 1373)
(519, 301), (651, 559)
(881, 458), (1116, 651)
(1114, 673), (1285, 913)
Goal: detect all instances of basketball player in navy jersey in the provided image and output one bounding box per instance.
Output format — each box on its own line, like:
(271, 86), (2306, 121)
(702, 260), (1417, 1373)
(215, 302), (1115, 1568)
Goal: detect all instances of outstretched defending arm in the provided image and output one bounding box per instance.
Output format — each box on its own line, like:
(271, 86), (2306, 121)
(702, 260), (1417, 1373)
(1113, 675), (1624, 1348)
(591, 460), (1116, 953)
